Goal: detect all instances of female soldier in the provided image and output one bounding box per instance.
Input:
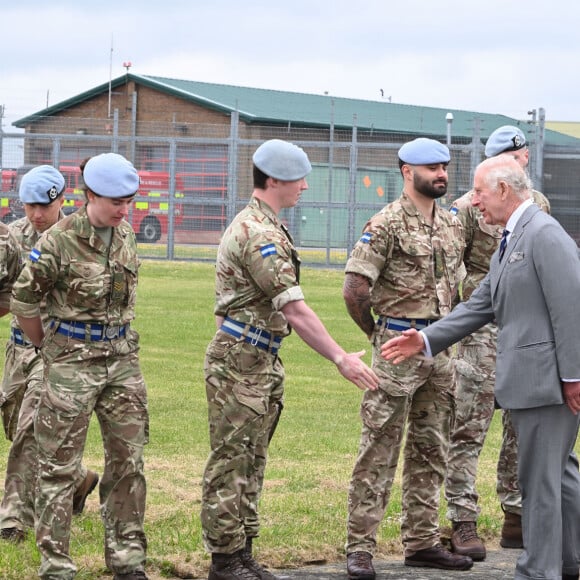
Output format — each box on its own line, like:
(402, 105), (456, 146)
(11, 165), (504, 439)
(11, 153), (149, 580)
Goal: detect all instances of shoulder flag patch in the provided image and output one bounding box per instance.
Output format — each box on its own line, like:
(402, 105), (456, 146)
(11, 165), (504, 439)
(30, 248), (41, 262)
(260, 243), (277, 258)
(360, 232), (372, 243)
(449, 207), (459, 215)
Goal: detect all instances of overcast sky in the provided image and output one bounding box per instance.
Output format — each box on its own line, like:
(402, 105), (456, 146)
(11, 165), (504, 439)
(2, 0), (579, 131)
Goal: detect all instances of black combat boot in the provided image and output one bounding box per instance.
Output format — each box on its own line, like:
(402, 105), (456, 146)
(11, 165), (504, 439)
(241, 537), (282, 580)
(208, 550), (260, 580)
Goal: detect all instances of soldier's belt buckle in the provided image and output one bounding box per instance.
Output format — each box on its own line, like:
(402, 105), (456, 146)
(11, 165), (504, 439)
(249, 328), (263, 346)
(105, 326), (119, 339)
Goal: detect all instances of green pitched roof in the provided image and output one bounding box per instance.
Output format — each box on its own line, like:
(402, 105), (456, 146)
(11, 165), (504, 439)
(14, 73), (580, 148)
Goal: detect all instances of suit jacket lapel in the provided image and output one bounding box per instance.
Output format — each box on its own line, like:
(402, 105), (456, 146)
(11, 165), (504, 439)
(490, 204), (540, 297)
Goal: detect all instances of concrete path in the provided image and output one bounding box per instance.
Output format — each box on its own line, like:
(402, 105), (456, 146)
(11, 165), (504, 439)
(272, 549), (520, 579)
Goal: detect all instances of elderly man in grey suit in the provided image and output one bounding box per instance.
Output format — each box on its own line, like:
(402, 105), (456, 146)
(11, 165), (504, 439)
(381, 154), (580, 580)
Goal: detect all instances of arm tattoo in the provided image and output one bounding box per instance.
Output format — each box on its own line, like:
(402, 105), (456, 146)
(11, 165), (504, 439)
(343, 273), (375, 337)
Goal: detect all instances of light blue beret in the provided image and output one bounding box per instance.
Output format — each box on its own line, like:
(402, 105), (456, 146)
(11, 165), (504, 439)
(19, 165), (65, 204)
(83, 153), (139, 198)
(398, 138), (450, 165)
(485, 126), (526, 157)
(252, 139), (312, 181)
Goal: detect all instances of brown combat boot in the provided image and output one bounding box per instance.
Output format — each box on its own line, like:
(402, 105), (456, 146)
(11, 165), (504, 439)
(500, 510), (523, 549)
(113, 571), (148, 580)
(209, 551), (260, 580)
(0, 527), (26, 543)
(72, 470), (99, 515)
(241, 537), (283, 580)
(346, 551), (376, 580)
(450, 521), (486, 561)
(405, 544), (473, 570)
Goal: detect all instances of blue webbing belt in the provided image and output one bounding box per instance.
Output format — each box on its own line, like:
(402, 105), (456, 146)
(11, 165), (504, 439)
(220, 317), (283, 355)
(52, 320), (128, 341)
(376, 316), (435, 332)
(10, 328), (32, 347)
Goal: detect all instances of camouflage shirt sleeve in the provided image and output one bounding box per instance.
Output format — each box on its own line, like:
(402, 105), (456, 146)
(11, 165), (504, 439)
(344, 210), (393, 285)
(243, 225), (304, 311)
(0, 224), (21, 312)
(11, 229), (61, 318)
(214, 199), (303, 333)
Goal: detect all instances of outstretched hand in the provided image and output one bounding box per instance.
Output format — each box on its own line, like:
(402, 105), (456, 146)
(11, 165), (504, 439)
(335, 351), (379, 391)
(380, 328), (425, 364)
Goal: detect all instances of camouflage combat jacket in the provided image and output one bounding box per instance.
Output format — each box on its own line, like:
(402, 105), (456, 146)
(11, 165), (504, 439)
(214, 196), (303, 335)
(0, 223), (21, 312)
(11, 205), (139, 325)
(345, 192), (465, 319)
(8, 213), (66, 332)
(451, 189), (550, 300)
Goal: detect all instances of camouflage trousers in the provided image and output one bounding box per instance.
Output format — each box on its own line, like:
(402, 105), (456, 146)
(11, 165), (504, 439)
(202, 332), (284, 554)
(1, 341), (29, 441)
(445, 324), (521, 522)
(346, 328), (455, 557)
(35, 329), (149, 579)
(0, 343), (88, 532)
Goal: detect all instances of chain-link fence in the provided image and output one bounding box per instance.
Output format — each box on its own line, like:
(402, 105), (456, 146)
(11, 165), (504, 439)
(2, 115), (580, 266)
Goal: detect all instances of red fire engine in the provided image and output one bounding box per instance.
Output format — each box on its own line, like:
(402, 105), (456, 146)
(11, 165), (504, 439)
(1, 160), (228, 242)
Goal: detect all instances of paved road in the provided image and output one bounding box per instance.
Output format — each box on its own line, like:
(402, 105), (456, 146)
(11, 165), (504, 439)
(271, 549), (519, 579)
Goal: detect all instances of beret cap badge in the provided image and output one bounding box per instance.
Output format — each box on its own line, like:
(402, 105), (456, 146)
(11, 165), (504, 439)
(47, 186), (59, 201)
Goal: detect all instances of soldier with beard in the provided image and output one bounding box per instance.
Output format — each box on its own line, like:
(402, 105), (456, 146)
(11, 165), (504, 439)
(343, 138), (470, 579)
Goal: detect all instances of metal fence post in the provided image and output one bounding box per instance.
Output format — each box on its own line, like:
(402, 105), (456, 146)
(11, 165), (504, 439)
(227, 111), (239, 226)
(166, 139), (177, 260)
(347, 116), (358, 256)
(112, 109), (119, 153)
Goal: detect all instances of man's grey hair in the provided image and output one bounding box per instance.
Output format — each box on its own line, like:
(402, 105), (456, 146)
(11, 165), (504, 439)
(479, 154), (532, 200)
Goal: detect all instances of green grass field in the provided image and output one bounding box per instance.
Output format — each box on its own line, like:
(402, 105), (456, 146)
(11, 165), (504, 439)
(0, 261), (577, 579)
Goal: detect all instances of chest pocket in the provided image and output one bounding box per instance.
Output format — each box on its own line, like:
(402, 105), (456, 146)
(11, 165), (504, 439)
(114, 260), (138, 307)
(397, 235), (433, 276)
(65, 261), (107, 309)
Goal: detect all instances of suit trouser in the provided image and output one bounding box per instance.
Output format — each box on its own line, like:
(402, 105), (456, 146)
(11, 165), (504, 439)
(510, 405), (580, 580)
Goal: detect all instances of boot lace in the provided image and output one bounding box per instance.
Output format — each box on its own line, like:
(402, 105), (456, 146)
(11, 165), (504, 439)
(456, 522), (479, 542)
(241, 551), (279, 579)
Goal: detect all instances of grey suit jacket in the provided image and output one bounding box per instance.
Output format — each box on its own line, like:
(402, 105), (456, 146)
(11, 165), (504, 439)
(424, 204), (580, 409)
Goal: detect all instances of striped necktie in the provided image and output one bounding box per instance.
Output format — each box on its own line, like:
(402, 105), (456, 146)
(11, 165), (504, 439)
(499, 229), (509, 262)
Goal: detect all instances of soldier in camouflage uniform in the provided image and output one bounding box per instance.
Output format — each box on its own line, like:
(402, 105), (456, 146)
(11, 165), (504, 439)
(0, 222), (21, 430)
(0, 166), (99, 545)
(343, 138), (470, 580)
(202, 139), (378, 580)
(11, 154), (149, 580)
(446, 126), (551, 561)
